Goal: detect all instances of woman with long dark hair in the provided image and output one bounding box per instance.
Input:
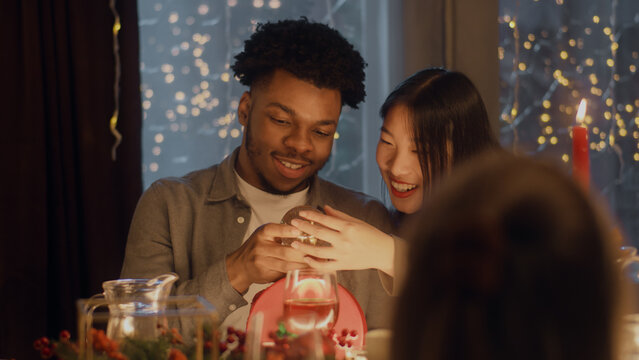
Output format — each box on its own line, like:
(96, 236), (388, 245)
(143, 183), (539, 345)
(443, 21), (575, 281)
(290, 68), (498, 290)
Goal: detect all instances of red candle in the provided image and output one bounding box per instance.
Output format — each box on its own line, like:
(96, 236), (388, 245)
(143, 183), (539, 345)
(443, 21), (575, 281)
(572, 99), (590, 189)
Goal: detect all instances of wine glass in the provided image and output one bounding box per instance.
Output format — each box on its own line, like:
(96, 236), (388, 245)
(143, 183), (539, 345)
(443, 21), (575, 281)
(283, 269), (339, 335)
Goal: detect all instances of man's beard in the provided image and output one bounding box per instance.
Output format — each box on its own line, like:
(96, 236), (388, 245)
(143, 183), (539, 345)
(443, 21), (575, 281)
(244, 118), (328, 195)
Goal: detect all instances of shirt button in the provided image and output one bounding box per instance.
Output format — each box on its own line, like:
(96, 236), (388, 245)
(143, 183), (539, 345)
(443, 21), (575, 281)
(229, 304), (237, 311)
(236, 216), (245, 224)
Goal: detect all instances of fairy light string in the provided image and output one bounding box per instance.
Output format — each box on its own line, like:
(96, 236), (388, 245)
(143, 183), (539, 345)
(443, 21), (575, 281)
(109, 0), (122, 161)
(511, 0), (521, 151)
(605, 0), (626, 182)
(499, 0), (639, 167)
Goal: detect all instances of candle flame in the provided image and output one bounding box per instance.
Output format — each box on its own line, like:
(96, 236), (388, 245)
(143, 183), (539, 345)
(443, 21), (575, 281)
(576, 99), (587, 124)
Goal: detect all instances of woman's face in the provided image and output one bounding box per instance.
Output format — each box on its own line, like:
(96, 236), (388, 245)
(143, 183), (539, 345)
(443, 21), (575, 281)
(376, 104), (424, 214)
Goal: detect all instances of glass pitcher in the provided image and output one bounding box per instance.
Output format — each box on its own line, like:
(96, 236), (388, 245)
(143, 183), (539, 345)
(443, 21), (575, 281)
(95, 273), (178, 340)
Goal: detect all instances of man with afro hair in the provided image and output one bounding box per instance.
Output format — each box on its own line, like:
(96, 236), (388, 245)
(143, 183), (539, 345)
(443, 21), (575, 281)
(121, 18), (392, 330)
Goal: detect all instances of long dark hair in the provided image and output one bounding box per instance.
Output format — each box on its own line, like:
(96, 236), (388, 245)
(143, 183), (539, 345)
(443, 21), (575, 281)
(393, 152), (620, 360)
(380, 68), (497, 188)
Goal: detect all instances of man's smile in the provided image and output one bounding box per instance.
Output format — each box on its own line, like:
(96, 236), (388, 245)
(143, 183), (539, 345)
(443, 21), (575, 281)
(273, 155), (310, 179)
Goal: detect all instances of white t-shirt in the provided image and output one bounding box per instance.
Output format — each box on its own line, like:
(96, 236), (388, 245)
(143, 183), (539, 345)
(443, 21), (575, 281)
(220, 171), (309, 330)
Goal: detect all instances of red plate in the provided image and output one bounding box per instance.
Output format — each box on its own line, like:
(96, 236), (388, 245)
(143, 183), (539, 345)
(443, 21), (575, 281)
(247, 277), (366, 351)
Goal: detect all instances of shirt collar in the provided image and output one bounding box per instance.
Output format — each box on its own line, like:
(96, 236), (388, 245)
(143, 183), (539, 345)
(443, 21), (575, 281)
(206, 148), (241, 202)
(206, 146), (324, 205)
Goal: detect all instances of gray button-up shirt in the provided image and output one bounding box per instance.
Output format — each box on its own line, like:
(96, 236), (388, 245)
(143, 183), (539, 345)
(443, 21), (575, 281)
(121, 148), (393, 328)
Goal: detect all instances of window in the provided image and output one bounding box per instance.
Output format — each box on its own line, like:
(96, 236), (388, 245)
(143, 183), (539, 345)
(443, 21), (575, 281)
(499, 0), (639, 243)
(138, 0), (395, 199)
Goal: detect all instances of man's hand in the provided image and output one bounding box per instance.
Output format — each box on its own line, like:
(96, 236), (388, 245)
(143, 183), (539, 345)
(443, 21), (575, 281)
(225, 223), (310, 293)
(289, 205), (395, 276)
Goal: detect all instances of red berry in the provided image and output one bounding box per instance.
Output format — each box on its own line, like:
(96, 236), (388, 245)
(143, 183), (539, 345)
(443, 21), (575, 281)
(219, 342), (228, 352)
(341, 329), (348, 337)
(106, 340), (119, 353)
(168, 348), (187, 360)
(40, 337), (50, 346)
(60, 330), (71, 340)
(346, 340), (353, 348)
(33, 339), (43, 350)
(227, 326), (236, 336)
(349, 329), (358, 337)
(40, 347), (52, 359)
(204, 340), (212, 350)
(237, 333), (246, 344)
(226, 335), (236, 343)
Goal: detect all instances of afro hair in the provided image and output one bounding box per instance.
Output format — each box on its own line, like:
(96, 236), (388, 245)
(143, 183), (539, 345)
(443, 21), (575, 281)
(231, 18), (367, 109)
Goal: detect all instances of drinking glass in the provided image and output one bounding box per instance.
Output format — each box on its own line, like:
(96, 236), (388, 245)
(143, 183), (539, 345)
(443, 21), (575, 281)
(283, 269), (339, 334)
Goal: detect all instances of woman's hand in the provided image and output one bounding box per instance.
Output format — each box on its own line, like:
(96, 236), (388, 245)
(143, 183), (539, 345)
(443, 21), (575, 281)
(289, 205), (395, 276)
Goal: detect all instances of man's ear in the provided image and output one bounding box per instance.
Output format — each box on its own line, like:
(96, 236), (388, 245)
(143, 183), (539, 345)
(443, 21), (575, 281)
(238, 91), (251, 127)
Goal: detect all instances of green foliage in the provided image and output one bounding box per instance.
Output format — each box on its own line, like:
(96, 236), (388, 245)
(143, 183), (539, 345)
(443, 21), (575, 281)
(119, 337), (172, 360)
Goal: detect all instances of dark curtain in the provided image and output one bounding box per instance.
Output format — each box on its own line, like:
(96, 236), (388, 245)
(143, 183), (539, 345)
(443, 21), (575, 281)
(0, 1), (142, 358)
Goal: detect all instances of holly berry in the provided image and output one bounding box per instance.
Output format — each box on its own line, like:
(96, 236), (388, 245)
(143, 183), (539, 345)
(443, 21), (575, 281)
(40, 337), (50, 346)
(237, 332), (246, 344)
(168, 348), (187, 360)
(349, 329), (358, 337)
(33, 339), (43, 350)
(59, 330), (71, 341)
(40, 347), (52, 359)
(341, 329), (349, 337)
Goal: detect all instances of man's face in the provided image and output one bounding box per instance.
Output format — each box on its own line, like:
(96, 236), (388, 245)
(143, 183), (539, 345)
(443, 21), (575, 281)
(235, 69), (342, 194)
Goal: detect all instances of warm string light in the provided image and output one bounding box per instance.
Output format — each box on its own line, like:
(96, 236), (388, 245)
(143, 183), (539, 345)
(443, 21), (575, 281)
(221, 0), (236, 157)
(510, 0), (521, 151)
(139, 1), (352, 178)
(109, 0), (122, 161)
(499, 0), (639, 163)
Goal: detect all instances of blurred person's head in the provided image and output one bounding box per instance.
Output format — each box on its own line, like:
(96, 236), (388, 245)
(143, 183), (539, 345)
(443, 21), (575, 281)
(377, 68), (497, 214)
(231, 18), (366, 194)
(393, 152), (621, 360)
